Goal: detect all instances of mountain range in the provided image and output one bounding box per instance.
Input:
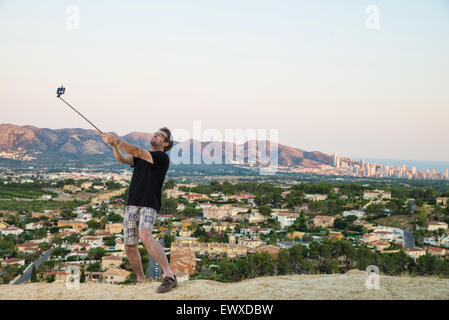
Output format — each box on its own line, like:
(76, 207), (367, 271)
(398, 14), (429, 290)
(0, 124), (333, 168)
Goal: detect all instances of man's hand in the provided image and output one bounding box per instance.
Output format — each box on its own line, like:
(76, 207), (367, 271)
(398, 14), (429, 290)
(102, 134), (120, 146)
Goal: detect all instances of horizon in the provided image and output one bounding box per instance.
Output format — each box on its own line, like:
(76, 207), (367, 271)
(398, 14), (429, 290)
(1, 1), (449, 162)
(2, 122), (449, 173)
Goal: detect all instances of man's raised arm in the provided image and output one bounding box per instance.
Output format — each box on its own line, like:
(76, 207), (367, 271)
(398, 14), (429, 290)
(102, 134), (153, 164)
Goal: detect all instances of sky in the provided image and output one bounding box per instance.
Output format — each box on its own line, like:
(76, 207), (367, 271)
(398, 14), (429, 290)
(1, 0), (448, 162)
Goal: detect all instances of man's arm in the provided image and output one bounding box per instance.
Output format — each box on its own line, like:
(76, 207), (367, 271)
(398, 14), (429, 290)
(117, 139), (153, 164)
(102, 133), (153, 164)
(111, 144), (134, 166)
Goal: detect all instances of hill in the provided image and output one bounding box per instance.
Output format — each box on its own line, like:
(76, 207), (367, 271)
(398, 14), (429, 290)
(0, 124), (333, 168)
(1, 270), (448, 300)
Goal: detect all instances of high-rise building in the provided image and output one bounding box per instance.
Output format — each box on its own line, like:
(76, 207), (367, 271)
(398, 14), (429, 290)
(446, 168), (448, 179)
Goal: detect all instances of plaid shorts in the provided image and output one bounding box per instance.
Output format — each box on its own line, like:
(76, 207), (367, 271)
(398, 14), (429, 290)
(123, 205), (158, 245)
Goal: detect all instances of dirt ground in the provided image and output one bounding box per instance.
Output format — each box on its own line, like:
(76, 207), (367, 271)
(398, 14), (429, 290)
(371, 214), (415, 230)
(1, 270), (448, 300)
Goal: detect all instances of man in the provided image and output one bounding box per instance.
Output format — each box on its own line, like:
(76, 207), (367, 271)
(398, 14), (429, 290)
(102, 127), (177, 293)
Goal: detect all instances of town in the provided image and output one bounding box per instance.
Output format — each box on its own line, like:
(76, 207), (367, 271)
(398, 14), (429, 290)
(332, 154), (449, 181)
(1, 173), (449, 285)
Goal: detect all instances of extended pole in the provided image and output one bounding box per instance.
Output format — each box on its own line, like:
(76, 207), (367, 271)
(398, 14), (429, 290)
(56, 86), (103, 134)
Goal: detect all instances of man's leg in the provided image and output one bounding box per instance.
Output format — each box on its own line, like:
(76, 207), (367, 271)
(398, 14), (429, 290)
(125, 244), (146, 282)
(123, 205), (146, 283)
(139, 228), (174, 278)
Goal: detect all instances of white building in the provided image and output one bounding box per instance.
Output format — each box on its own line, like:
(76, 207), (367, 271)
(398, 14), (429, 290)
(80, 236), (104, 246)
(65, 251), (89, 260)
(1, 227), (24, 236)
(403, 248), (426, 259)
(342, 210), (366, 219)
(363, 190), (392, 200)
(372, 228), (404, 243)
(440, 236), (449, 248)
(423, 237), (438, 246)
(374, 226), (404, 236)
(304, 194), (328, 201)
(25, 222), (45, 230)
(427, 222), (448, 231)
(276, 213), (298, 229)
(237, 237), (263, 248)
(195, 203), (214, 210)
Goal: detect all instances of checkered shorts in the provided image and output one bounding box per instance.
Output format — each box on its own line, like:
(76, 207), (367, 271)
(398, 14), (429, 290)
(123, 205), (158, 245)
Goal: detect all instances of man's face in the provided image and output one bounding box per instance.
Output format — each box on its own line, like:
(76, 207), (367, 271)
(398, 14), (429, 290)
(151, 130), (169, 149)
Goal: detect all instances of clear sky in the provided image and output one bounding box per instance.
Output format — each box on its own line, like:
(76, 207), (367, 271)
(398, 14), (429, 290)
(1, 0), (448, 161)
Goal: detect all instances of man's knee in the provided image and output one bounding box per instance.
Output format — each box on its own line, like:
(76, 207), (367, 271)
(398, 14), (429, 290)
(139, 228), (155, 242)
(125, 244), (138, 254)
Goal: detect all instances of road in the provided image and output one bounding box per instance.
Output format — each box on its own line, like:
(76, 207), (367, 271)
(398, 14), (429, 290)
(14, 247), (55, 285)
(403, 230), (415, 249)
(43, 187), (69, 199)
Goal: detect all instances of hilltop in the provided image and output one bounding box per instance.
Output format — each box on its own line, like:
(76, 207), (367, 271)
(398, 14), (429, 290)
(1, 270), (448, 300)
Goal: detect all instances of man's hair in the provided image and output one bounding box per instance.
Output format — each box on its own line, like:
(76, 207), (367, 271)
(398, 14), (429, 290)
(160, 127), (173, 152)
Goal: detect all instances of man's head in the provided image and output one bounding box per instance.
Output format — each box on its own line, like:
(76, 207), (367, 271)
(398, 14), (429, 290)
(151, 127), (173, 152)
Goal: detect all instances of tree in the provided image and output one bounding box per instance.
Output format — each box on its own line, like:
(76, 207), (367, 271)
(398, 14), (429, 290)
(259, 205), (272, 217)
(64, 235), (79, 244)
(163, 233), (176, 248)
(80, 269), (86, 283)
(49, 227), (60, 234)
(416, 209), (429, 228)
(333, 218), (348, 230)
(319, 258), (339, 274)
(88, 247), (106, 260)
(182, 206), (202, 217)
(87, 219), (101, 229)
(61, 208), (74, 220)
(105, 180), (122, 190)
(108, 214), (123, 223)
(86, 262), (101, 272)
(163, 179), (175, 190)
(302, 233), (313, 242)
(38, 242), (50, 251)
(104, 236), (116, 247)
(31, 264), (37, 282)
(52, 236), (63, 245)
(18, 231), (33, 243)
(161, 196), (178, 214)
(51, 247), (70, 258)
(38, 261), (47, 274)
(100, 217), (107, 229)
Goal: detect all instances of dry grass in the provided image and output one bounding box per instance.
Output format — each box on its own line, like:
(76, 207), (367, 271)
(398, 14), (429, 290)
(1, 270), (448, 300)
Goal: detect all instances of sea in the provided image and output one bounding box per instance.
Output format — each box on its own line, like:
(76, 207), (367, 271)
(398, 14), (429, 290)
(352, 158), (449, 175)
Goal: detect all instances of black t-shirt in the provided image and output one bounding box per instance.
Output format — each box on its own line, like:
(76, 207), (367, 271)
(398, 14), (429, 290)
(126, 150), (170, 212)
